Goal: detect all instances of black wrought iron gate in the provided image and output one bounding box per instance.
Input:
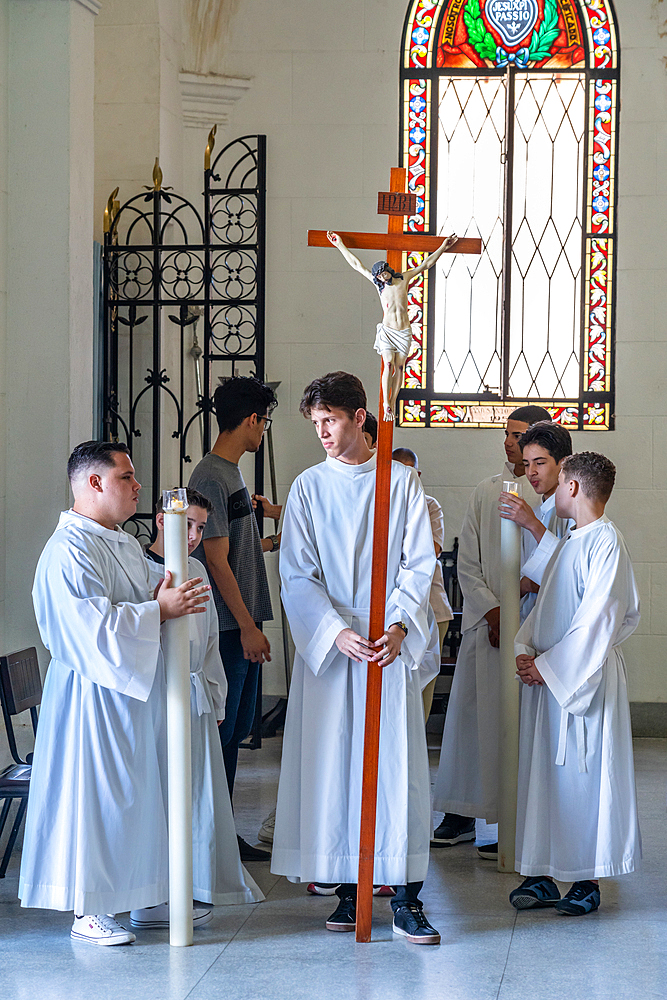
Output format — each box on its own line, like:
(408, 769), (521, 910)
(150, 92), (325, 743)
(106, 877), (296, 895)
(102, 133), (267, 545)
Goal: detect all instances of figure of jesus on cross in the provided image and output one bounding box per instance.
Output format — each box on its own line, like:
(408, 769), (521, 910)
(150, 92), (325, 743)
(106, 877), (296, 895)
(326, 230), (459, 420)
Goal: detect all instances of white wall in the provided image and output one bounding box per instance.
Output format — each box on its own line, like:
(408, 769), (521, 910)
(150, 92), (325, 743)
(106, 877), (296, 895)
(4, 0), (97, 659)
(215, 0), (667, 702)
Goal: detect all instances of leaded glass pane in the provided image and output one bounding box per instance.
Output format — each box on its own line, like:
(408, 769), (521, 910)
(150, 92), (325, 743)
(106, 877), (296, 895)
(399, 0), (618, 430)
(507, 73), (585, 398)
(433, 76), (506, 394)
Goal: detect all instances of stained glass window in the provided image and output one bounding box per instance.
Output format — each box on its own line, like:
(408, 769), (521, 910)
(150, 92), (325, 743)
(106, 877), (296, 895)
(398, 0), (618, 429)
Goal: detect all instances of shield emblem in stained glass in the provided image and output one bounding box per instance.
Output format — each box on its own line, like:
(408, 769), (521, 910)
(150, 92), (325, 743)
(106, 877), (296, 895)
(483, 0), (539, 48)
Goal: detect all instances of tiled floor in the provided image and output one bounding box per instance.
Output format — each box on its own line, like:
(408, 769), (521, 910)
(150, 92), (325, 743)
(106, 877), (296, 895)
(1, 735), (665, 1000)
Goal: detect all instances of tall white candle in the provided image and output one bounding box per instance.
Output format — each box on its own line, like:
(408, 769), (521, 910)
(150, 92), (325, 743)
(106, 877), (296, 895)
(497, 481), (522, 874)
(162, 488), (193, 947)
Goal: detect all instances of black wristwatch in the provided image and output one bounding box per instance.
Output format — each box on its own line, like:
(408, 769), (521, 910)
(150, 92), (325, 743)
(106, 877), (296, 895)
(268, 533), (280, 552)
(390, 620), (409, 636)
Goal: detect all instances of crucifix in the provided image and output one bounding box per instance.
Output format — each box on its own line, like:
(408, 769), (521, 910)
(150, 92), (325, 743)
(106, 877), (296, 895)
(308, 168), (481, 943)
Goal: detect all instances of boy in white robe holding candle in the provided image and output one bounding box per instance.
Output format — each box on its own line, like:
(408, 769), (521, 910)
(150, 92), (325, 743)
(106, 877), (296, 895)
(498, 420), (574, 622)
(509, 452), (641, 915)
(20, 442), (211, 945)
(131, 488), (263, 927)
(431, 406), (549, 854)
(272, 371), (441, 945)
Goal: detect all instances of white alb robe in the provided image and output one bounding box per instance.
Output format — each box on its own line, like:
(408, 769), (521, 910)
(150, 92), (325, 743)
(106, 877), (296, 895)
(20, 511), (166, 914)
(432, 463), (540, 822)
(514, 516), (641, 880)
(271, 456), (438, 886)
(519, 493), (572, 621)
(145, 554), (263, 906)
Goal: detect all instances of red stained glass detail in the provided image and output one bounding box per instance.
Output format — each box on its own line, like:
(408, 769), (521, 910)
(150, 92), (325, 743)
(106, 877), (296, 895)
(544, 406), (579, 425)
(581, 0), (615, 68)
(429, 402), (580, 425)
(586, 238), (608, 392)
(406, 80), (428, 233)
(405, 252), (426, 389)
(590, 79), (613, 235)
(401, 400), (427, 424)
(435, 0), (585, 70)
(583, 402), (608, 426)
(407, 1), (444, 68)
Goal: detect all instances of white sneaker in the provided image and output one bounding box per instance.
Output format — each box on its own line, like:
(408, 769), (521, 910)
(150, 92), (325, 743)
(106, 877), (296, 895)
(71, 914), (136, 946)
(258, 808), (275, 844)
(129, 901), (213, 928)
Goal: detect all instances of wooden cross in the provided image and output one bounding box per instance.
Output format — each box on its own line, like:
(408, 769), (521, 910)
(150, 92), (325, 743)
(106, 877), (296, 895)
(308, 168), (481, 942)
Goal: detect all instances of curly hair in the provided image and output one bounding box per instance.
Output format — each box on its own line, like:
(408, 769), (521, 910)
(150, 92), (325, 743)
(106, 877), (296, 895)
(561, 452), (616, 503)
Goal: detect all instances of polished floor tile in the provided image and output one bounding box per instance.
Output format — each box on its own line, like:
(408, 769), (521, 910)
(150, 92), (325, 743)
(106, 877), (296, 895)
(0, 736), (665, 999)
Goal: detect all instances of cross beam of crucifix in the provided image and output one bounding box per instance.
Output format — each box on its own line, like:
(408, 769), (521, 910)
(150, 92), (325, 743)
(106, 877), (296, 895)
(307, 168), (481, 943)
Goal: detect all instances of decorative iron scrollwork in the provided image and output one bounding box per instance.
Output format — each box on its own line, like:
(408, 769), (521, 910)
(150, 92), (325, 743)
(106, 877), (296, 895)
(102, 135), (267, 538)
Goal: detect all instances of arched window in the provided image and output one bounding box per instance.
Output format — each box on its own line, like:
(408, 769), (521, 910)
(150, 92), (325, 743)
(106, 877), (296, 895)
(398, 0), (618, 430)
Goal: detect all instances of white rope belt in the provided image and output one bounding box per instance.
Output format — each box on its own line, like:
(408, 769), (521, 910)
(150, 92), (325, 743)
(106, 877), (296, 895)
(191, 671), (212, 716)
(555, 709), (587, 774)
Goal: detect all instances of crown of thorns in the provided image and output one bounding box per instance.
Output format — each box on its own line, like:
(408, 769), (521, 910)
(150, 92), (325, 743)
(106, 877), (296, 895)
(371, 261), (403, 289)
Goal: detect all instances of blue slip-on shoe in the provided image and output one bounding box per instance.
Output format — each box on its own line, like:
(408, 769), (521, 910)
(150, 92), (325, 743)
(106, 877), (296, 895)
(554, 880), (600, 915)
(509, 876), (561, 910)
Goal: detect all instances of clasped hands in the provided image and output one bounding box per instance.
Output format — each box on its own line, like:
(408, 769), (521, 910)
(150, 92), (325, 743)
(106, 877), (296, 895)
(335, 625), (404, 667)
(516, 653), (544, 687)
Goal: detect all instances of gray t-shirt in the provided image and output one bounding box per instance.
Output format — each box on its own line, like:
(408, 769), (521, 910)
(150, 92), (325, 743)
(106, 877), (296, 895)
(188, 453), (273, 632)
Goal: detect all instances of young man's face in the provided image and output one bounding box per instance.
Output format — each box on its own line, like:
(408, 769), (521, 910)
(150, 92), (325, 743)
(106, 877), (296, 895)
(156, 505), (208, 555)
(186, 506), (208, 554)
(504, 419), (530, 467)
(310, 405), (364, 461)
(98, 452), (141, 524)
(244, 412), (270, 453)
(522, 443), (562, 499)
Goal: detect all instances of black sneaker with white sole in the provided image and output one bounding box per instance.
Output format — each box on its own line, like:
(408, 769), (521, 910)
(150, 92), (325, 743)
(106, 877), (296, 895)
(392, 903), (441, 945)
(509, 876), (561, 910)
(477, 842), (498, 860)
(325, 894), (356, 931)
(554, 881), (600, 915)
(431, 813), (476, 847)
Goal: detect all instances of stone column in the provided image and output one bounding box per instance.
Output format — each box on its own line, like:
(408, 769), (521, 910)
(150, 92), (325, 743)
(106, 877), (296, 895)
(179, 72), (251, 204)
(5, 0), (99, 653)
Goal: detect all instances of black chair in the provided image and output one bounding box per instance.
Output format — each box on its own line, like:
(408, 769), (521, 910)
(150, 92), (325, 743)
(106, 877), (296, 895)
(0, 648), (41, 877)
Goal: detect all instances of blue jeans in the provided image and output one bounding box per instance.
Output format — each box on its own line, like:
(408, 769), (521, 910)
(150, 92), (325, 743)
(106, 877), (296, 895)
(218, 628), (260, 798)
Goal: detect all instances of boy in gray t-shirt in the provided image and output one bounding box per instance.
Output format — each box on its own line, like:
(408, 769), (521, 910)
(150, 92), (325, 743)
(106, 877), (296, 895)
(190, 453), (272, 631)
(189, 376), (278, 863)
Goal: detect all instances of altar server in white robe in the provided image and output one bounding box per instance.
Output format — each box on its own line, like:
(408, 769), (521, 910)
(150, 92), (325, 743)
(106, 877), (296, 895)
(509, 452), (641, 916)
(19, 442), (211, 946)
(136, 488), (263, 922)
(272, 371), (441, 945)
(497, 420), (574, 623)
(431, 406), (549, 851)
